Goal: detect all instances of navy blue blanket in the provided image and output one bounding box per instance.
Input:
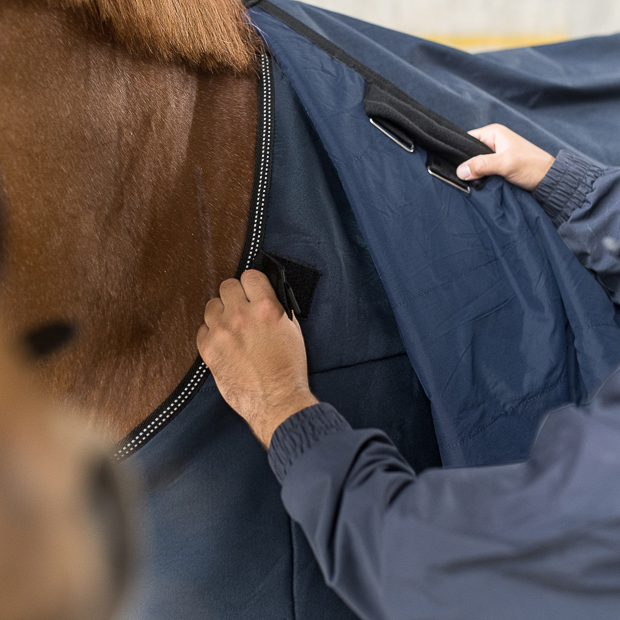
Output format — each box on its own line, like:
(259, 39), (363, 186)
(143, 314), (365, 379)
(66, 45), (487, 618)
(250, 0), (620, 466)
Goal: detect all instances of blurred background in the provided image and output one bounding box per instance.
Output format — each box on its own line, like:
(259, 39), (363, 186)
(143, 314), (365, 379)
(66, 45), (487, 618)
(302, 0), (620, 52)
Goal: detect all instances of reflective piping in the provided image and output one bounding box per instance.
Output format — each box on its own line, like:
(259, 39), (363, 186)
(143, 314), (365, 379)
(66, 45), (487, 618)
(245, 53), (274, 270)
(111, 362), (209, 462)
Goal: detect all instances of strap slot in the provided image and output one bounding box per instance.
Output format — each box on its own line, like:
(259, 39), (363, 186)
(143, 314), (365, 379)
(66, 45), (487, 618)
(427, 165), (471, 194)
(370, 118), (415, 153)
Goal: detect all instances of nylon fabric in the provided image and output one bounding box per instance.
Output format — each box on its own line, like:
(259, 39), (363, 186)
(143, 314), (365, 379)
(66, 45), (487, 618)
(249, 0), (620, 466)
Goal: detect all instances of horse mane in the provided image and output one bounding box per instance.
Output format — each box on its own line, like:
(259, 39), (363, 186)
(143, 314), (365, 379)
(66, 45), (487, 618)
(49, 0), (260, 73)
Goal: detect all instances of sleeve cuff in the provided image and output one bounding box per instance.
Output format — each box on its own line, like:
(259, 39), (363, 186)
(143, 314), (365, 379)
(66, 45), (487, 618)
(268, 403), (351, 484)
(532, 150), (605, 228)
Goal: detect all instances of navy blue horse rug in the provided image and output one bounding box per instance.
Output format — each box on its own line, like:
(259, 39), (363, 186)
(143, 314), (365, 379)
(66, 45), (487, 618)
(117, 2), (620, 618)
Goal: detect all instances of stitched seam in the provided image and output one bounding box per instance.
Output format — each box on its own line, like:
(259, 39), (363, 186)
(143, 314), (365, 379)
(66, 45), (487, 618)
(245, 53), (274, 269)
(112, 54), (273, 462)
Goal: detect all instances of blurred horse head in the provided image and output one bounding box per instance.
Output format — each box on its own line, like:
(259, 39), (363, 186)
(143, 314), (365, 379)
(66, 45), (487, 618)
(0, 186), (134, 618)
(0, 325), (135, 620)
(0, 0), (258, 612)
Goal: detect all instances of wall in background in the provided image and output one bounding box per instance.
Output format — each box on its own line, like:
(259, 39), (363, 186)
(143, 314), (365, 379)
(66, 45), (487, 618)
(301, 0), (620, 51)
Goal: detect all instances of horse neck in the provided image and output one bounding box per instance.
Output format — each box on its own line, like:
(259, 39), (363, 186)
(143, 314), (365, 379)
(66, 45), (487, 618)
(0, 4), (258, 439)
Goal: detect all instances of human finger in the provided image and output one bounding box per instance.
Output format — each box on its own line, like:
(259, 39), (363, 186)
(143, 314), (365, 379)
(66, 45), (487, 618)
(240, 269), (281, 305)
(458, 150), (516, 181)
(219, 278), (249, 309)
(203, 297), (224, 326)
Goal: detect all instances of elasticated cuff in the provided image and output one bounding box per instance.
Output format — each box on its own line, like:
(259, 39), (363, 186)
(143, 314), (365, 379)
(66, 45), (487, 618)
(268, 403), (351, 484)
(533, 150), (605, 228)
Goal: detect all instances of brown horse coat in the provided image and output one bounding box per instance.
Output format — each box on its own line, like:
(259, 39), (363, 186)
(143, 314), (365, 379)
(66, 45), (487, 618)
(0, 0), (258, 437)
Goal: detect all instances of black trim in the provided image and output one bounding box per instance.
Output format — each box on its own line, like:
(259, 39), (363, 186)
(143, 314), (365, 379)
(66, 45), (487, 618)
(248, 0), (492, 174)
(112, 53), (275, 462)
(111, 357), (210, 462)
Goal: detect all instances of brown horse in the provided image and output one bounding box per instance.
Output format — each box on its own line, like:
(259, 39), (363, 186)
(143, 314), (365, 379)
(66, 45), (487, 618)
(0, 0), (260, 440)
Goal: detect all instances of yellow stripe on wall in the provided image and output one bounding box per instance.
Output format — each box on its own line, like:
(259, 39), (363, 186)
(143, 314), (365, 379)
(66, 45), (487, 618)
(417, 33), (570, 52)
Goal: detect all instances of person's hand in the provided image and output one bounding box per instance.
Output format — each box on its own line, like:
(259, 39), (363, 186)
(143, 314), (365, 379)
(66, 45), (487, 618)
(197, 270), (318, 448)
(456, 124), (555, 191)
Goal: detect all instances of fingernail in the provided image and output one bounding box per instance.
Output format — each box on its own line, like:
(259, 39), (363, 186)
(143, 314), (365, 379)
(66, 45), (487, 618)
(456, 164), (472, 180)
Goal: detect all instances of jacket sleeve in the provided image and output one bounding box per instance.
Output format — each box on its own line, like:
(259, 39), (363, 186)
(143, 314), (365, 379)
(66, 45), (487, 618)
(268, 371), (620, 620)
(532, 150), (620, 303)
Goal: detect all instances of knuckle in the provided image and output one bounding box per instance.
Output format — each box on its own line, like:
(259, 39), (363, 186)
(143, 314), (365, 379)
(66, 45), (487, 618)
(204, 298), (219, 315)
(212, 325), (234, 347)
(228, 308), (248, 331)
(204, 299), (224, 325)
(241, 269), (264, 285)
(196, 325), (208, 346)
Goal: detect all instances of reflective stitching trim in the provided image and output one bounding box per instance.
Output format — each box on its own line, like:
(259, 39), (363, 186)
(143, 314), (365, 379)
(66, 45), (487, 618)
(111, 53), (273, 462)
(245, 53), (274, 270)
(111, 363), (209, 462)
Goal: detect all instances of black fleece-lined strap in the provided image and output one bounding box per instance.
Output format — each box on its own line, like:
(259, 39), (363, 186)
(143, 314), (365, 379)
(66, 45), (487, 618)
(363, 84), (492, 166)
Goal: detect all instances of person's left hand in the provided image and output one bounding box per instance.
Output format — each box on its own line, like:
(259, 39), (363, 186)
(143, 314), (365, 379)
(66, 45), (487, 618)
(197, 270), (318, 448)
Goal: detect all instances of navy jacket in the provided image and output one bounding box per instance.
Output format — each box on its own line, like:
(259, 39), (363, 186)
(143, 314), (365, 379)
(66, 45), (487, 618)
(270, 368), (620, 620)
(534, 150), (620, 303)
(267, 152), (620, 619)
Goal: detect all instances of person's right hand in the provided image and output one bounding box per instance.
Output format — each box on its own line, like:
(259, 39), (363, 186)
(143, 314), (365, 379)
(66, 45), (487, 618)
(456, 124), (555, 192)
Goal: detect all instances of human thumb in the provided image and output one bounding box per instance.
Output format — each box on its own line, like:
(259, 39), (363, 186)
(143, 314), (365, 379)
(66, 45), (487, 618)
(456, 154), (501, 181)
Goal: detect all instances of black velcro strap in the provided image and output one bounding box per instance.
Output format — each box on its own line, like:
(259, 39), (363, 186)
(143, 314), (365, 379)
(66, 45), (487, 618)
(265, 253), (321, 319)
(252, 251), (321, 320)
